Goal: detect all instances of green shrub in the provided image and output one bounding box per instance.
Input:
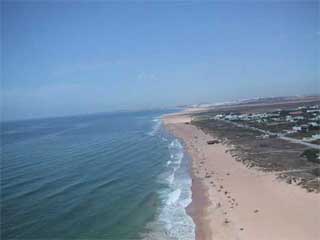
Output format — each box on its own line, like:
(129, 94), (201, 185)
(301, 149), (320, 164)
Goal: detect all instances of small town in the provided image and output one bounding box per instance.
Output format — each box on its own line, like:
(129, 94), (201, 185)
(191, 98), (320, 195)
(211, 104), (320, 145)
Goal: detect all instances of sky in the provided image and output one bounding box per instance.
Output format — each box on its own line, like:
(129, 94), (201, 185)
(2, 0), (319, 120)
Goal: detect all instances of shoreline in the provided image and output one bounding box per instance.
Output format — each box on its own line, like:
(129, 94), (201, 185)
(163, 112), (320, 240)
(162, 112), (211, 240)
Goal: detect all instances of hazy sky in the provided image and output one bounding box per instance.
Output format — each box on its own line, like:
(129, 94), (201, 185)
(2, 1), (319, 120)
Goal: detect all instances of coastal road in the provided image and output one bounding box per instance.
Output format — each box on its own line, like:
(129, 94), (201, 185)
(279, 136), (320, 150)
(223, 120), (320, 150)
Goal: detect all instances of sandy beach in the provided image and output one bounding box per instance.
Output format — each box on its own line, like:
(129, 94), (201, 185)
(163, 112), (320, 240)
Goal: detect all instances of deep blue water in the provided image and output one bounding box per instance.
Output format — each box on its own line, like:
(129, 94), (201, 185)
(1, 110), (194, 240)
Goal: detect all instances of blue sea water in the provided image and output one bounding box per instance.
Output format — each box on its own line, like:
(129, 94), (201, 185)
(1, 110), (195, 240)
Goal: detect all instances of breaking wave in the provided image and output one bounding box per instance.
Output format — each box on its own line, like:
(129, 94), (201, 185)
(143, 124), (195, 240)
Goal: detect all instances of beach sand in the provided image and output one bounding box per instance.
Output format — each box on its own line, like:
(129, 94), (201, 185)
(163, 113), (320, 240)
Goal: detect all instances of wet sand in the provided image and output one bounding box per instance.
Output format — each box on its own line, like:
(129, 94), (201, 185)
(163, 113), (320, 240)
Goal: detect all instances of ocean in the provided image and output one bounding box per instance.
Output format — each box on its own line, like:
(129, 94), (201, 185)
(1, 110), (195, 240)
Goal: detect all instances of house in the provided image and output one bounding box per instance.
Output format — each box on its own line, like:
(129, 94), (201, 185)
(312, 134), (320, 140)
(225, 115), (238, 121)
(256, 134), (271, 139)
(271, 117), (281, 122)
(286, 115), (295, 122)
(308, 122), (320, 130)
(289, 111), (303, 116)
(307, 109), (320, 113)
(310, 115), (320, 121)
(302, 134), (320, 142)
(214, 114), (224, 120)
(284, 129), (295, 134)
(268, 113), (280, 117)
(300, 124), (309, 133)
(293, 116), (304, 121)
(309, 122), (320, 127)
(238, 114), (250, 121)
(292, 126), (302, 132)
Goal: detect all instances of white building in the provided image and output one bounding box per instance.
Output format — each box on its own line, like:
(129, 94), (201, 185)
(292, 126), (302, 132)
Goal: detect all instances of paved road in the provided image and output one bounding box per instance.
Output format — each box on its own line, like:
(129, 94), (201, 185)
(279, 136), (320, 150)
(223, 120), (320, 150)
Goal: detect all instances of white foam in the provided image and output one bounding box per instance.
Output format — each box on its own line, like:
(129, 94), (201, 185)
(143, 137), (195, 240)
(166, 140), (184, 184)
(159, 187), (195, 240)
(148, 118), (162, 136)
(161, 137), (168, 142)
(166, 189), (181, 205)
(174, 152), (183, 164)
(179, 190), (192, 208)
(169, 139), (183, 149)
(168, 140), (184, 166)
(166, 173), (174, 185)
